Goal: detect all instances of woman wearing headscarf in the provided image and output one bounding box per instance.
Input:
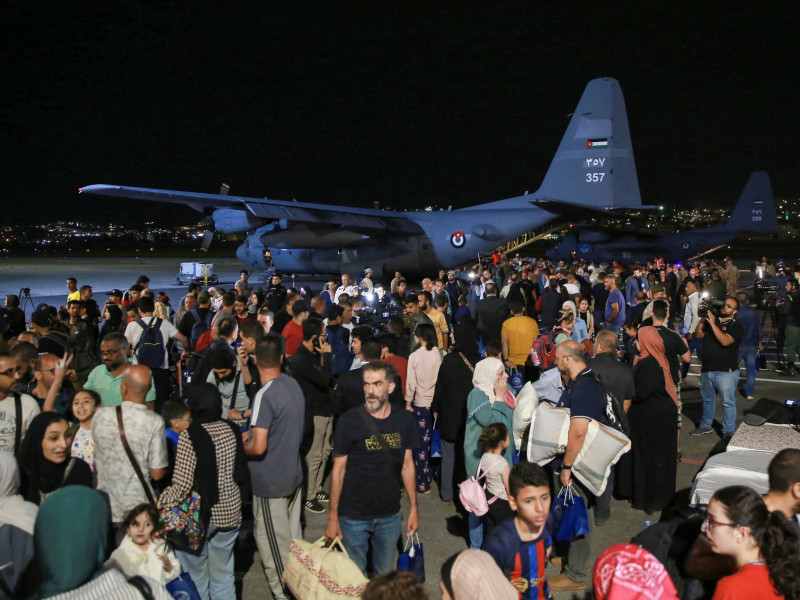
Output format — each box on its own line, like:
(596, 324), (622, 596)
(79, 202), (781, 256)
(464, 357), (516, 548)
(440, 549), (518, 600)
(158, 382), (249, 600)
(18, 412), (93, 505)
(0, 451), (38, 597)
(432, 318), (481, 504)
(35, 486), (172, 599)
(623, 326), (679, 514)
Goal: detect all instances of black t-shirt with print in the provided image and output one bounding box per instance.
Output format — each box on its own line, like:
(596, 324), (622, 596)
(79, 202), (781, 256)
(334, 404), (417, 519)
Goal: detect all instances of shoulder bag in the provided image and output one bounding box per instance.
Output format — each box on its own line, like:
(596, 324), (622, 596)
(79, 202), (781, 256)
(116, 406), (156, 505)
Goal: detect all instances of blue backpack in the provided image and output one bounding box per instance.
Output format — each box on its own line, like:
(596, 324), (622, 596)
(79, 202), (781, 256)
(189, 309), (215, 351)
(134, 318), (166, 369)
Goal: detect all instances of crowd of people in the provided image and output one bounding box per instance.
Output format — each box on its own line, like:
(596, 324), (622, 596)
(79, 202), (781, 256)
(0, 254), (799, 600)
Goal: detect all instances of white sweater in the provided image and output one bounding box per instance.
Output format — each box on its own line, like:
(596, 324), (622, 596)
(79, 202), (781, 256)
(106, 535), (181, 585)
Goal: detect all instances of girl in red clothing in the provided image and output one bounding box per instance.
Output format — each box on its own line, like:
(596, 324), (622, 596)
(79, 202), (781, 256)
(703, 486), (800, 600)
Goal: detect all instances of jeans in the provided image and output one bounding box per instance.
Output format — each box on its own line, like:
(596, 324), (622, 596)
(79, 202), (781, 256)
(176, 525), (240, 600)
(604, 323), (621, 335)
(681, 338), (704, 378)
(468, 511), (484, 549)
(738, 346), (758, 397)
(700, 370), (739, 434)
(340, 513), (402, 576)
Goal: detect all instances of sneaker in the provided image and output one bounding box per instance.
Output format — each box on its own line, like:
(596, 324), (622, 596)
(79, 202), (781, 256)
(549, 573), (586, 591)
(595, 516), (610, 527)
(746, 395), (755, 401)
(315, 491), (330, 503)
(690, 426), (713, 436)
(304, 499), (326, 514)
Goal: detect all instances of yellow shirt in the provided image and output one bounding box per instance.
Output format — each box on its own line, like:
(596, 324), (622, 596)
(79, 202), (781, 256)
(424, 307), (449, 349)
(501, 315), (539, 366)
(67, 290), (81, 303)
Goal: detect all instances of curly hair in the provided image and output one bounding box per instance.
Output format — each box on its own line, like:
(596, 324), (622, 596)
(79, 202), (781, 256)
(121, 503), (162, 535)
(362, 570), (428, 600)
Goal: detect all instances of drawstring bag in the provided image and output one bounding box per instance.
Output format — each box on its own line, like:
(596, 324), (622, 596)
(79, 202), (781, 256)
(165, 570), (202, 600)
(283, 537), (368, 600)
(430, 418), (442, 458)
(458, 456), (504, 516)
(552, 483), (590, 541)
(397, 533), (425, 582)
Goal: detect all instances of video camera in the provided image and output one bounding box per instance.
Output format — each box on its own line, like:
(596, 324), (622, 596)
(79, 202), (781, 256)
(698, 294), (726, 318)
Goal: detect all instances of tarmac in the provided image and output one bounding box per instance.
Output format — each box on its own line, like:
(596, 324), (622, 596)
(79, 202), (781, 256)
(2, 256), (798, 599)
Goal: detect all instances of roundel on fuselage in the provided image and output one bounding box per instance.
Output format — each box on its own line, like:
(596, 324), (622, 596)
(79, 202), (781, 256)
(682, 242), (690, 250)
(450, 231), (465, 248)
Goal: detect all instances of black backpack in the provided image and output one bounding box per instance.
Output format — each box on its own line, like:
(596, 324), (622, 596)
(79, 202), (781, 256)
(575, 372), (630, 435)
(134, 318), (166, 369)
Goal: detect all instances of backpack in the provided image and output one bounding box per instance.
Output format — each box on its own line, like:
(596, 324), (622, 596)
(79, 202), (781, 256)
(530, 332), (557, 370)
(134, 318), (166, 369)
(189, 309), (214, 351)
(458, 455), (504, 516)
(575, 372), (630, 435)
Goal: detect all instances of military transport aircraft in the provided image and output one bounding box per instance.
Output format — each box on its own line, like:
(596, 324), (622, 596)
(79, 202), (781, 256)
(80, 77), (643, 278)
(546, 171), (776, 263)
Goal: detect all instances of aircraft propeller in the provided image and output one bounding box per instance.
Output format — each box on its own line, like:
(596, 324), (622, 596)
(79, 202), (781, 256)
(200, 183), (229, 252)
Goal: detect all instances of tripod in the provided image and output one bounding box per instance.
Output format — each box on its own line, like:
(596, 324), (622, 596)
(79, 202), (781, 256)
(19, 288), (34, 319)
(761, 295), (787, 371)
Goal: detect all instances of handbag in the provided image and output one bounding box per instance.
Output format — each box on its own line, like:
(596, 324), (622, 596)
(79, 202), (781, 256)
(397, 532), (425, 582)
(551, 483), (590, 541)
(430, 418), (442, 458)
(159, 491), (208, 555)
(165, 570), (202, 600)
(283, 536), (368, 600)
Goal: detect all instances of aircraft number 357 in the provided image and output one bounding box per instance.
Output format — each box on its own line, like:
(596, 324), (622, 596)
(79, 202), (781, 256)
(586, 172), (606, 182)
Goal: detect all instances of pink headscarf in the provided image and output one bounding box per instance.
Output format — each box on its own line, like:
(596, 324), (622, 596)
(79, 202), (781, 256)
(634, 326), (678, 406)
(593, 543), (678, 600)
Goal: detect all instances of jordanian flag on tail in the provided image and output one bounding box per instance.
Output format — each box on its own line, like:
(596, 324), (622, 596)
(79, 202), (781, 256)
(586, 139), (608, 149)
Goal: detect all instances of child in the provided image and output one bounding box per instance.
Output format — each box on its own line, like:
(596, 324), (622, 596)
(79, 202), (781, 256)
(478, 423), (513, 537)
(162, 399), (191, 455)
(69, 390), (101, 471)
(483, 461), (553, 600)
(106, 503), (181, 585)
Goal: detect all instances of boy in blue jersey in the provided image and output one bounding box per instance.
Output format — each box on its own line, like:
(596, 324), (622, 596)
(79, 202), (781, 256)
(483, 461), (553, 600)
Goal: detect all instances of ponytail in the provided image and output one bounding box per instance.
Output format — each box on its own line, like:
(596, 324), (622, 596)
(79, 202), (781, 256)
(477, 422), (509, 453)
(761, 510), (800, 599)
(713, 486), (800, 599)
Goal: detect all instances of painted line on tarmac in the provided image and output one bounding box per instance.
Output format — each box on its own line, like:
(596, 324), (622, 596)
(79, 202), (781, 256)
(684, 373), (800, 385)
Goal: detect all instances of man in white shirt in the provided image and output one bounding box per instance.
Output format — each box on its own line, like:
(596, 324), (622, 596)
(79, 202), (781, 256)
(0, 353), (40, 456)
(125, 296), (188, 411)
(334, 274), (359, 303)
(681, 280), (703, 378)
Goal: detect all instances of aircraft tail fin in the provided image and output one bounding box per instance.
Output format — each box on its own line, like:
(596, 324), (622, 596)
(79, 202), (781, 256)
(533, 77), (641, 211)
(724, 171), (776, 234)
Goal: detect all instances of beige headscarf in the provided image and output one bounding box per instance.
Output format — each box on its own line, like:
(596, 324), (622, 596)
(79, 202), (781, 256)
(451, 549), (519, 600)
(472, 357), (504, 399)
(635, 326), (678, 406)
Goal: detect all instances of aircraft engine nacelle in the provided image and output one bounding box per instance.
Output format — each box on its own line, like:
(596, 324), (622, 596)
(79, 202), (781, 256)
(259, 225), (370, 249)
(212, 208), (267, 234)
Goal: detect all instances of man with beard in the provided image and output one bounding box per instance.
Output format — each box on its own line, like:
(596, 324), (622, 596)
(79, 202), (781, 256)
(325, 361), (419, 576)
(83, 333), (156, 407)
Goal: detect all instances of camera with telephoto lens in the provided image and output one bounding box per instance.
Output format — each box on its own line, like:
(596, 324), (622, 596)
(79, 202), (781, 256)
(698, 295), (726, 318)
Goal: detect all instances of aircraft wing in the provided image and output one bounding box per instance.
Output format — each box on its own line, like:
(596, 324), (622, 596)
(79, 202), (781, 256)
(79, 184), (425, 234)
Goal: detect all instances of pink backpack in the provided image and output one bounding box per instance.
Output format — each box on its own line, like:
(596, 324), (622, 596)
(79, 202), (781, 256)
(458, 456), (504, 516)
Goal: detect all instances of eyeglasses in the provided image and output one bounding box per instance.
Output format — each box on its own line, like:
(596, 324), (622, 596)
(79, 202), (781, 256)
(100, 348), (122, 357)
(703, 513), (740, 531)
(0, 366), (23, 378)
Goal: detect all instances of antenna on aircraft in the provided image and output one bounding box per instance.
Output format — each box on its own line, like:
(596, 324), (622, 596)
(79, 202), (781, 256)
(220, 183), (230, 195)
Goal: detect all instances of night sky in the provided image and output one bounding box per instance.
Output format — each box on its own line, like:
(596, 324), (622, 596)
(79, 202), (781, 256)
(5, 4), (798, 225)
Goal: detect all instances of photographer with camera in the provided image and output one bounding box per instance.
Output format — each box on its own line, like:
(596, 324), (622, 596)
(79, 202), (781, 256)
(690, 296), (742, 438)
(777, 279), (800, 374)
